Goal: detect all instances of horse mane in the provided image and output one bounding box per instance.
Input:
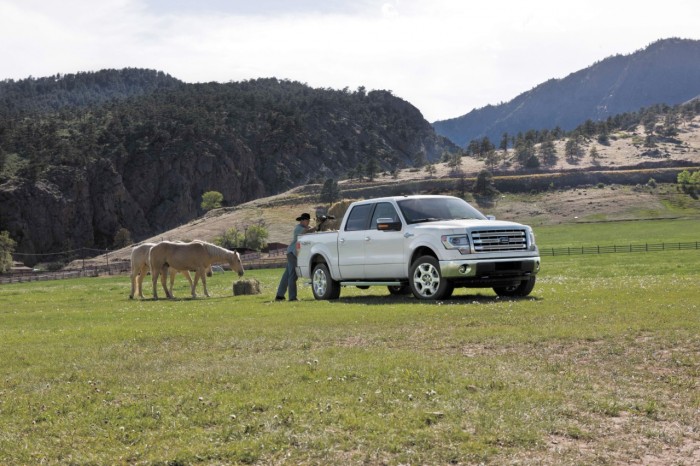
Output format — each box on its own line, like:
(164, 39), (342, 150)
(200, 241), (237, 261)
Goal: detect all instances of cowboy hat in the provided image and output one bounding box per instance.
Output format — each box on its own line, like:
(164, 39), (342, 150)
(296, 213), (311, 221)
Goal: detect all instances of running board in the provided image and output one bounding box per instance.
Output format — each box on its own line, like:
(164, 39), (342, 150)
(340, 281), (404, 287)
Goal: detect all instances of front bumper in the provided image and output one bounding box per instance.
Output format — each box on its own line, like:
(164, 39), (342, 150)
(440, 257), (541, 279)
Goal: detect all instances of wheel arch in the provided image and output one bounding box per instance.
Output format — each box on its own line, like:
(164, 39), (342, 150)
(310, 252), (328, 267)
(309, 252), (338, 280)
(409, 246), (438, 267)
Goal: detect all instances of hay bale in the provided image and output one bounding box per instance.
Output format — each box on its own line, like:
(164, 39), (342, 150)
(316, 199), (353, 231)
(233, 278), (261, 295)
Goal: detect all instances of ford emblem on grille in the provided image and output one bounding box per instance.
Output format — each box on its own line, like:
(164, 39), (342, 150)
(499, 236), (510, 244)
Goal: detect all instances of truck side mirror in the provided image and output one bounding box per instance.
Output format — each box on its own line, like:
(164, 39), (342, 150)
(376, 218), (402, 231)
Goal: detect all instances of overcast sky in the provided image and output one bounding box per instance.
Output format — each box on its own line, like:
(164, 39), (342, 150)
(1, 0), (698, 121)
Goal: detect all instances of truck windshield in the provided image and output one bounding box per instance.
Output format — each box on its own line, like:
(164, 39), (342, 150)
(397, 198), (487, 224)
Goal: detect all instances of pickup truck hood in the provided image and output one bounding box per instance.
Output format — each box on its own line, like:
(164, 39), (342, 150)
(410, 219), (526, 232)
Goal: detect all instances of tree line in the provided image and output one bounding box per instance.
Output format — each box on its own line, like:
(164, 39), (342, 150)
(461, 100), (700, 170)
(0, 73), (444, 189)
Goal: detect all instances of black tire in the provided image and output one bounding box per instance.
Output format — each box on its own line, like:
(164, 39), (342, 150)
(493, 276), (536, 297)
(387, 284), (411, 295)
(409, 255), (452, 300)
(311, 263), (341, 300)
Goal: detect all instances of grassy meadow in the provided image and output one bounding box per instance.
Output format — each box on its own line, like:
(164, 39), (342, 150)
(1, 219), (699, 465)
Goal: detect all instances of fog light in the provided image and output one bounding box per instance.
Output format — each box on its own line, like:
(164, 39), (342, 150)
(458, 265), (471, 274)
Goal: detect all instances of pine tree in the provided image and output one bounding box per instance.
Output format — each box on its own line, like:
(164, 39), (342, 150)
(320, 178), (340, 204)
(538, 138), (557, 166)
(0, 231), (16, 274)
(473, 169), (497, 196)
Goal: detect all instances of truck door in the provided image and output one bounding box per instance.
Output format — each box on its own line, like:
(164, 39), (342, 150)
(364, 202), (405, 279)
(338, 203), (373, 279)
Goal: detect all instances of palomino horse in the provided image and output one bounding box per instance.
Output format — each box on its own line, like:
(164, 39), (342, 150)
(149, 241), (244, 299)
(128, 242), (213, 299)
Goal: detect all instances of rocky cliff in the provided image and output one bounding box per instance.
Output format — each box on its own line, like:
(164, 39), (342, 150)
(0, 73), (456, 257)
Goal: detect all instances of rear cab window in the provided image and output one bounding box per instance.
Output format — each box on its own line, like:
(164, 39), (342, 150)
(344, 204), (373, 231)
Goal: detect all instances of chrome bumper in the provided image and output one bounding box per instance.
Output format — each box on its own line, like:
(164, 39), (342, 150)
(440, 257), (541, 278)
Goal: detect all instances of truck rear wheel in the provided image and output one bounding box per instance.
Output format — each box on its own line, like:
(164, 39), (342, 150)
(493, 276), (536, 297)
(409, 256), (453, 300)
(312, 263), (340, 300)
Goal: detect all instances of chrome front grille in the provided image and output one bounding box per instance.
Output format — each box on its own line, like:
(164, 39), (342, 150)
(471, 229), (527, 252)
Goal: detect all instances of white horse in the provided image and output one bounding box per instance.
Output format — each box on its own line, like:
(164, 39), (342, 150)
(149, 241), (244, 299)
(128, 242), (212, 299)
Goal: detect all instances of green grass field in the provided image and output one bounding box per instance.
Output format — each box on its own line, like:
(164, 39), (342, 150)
(1, 220), (699, 465)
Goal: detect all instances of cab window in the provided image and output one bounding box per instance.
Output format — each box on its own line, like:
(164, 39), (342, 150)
(370, 202), (400, 228)
(344, 204), (373, 231)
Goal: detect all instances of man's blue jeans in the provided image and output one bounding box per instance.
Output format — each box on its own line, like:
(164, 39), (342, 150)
(276, 252), (298, 300)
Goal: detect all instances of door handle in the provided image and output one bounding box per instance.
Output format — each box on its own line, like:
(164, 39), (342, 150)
(339, 238), (345, 243)
(364, 237), (370, 241)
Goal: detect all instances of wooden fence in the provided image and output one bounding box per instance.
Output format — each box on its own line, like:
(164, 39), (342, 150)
(541, 241), (700, 256)
(0, 256), (286, 285)
(2, 242), (698, 284)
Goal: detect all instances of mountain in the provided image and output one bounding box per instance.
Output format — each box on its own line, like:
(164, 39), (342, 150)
(0, 68), (183, 117)
(433, 38), (700, 147)
(0, 72), (456, 257)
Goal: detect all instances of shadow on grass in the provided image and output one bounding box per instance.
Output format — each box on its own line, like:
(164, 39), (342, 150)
(136, 293), (543, 305)
(137, 294), (242, 302)
(333, 293), (542, 306)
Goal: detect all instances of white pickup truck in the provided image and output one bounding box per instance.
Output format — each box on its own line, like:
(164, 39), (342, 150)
(296, 195), (540, 300)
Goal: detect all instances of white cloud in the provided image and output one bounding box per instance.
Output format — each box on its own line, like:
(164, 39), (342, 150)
(1, 0), (698, 121)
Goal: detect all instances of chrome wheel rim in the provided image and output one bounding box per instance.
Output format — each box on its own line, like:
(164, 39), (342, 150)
(312, 268), (328, 296)
(413, 262), (440, 297)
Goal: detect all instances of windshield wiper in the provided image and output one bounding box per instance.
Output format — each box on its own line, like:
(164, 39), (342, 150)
(411, 217), (441, 223)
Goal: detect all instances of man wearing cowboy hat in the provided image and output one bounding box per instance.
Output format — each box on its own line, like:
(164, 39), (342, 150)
(275, 212), (314, 301)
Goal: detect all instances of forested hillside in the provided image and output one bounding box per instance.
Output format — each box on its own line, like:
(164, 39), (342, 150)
(434, 38), (700, 147)
(0, 68), (182, 117)
(0, 71), (456, 255)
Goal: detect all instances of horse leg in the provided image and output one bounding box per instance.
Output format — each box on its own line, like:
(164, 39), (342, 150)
(129, 267), (137, 299)
(151, 264), (160, 300)
(160, 265), (172, 298)
(168, 268), (180, 298)
(181, 270), (194, 297)
(137, 264), (148, 299)
(200, 267), (210, 297)
(191, 270), (200, 298)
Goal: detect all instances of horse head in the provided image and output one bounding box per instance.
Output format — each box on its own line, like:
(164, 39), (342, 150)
(230, 251), (245, 277)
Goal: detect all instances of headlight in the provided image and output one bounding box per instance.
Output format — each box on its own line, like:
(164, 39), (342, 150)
(441, 235), (471, 254)
(528, 228), (537, 249)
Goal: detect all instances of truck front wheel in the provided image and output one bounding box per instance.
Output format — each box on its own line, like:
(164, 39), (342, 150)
(312, 263), (341, 300)
(493, 276), (536, 297)
(409, 256), (453, 300)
